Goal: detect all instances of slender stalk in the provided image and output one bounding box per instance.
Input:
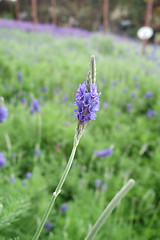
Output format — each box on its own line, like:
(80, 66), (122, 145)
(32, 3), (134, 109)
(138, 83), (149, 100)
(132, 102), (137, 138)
(32, 132), (81, 240)
(85, 179), (135, 240)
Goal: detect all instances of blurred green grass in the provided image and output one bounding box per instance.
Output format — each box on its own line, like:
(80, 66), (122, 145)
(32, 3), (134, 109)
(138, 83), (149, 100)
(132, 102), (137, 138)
(0, 29), (160, 240)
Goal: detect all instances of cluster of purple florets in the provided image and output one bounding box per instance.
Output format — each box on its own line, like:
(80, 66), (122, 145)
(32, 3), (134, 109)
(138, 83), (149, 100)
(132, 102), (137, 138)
(74, 82), (100, 123)
(0, 106), (8, 123)
(30, 99), (40, 114)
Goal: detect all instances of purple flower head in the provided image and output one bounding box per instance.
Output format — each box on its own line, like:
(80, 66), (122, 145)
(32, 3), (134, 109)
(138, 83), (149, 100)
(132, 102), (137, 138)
(17, 72), (22, 83)
(30, 99), (40, 114)
(0, 106), (8, 123)
(146, 109), (156, 117)
(145, 91), (153, 98)
(25, 172), (32, 179)
(74, 82), (100, 123)
(10, 176), (16, 183)
(44, 221), (52, 230)
(94, 147), (113, 157)
(60, 203), (68, 213)
(94, 179), (101, 188)
(74, 56), (100, 137)
(0, 153), (6, 168)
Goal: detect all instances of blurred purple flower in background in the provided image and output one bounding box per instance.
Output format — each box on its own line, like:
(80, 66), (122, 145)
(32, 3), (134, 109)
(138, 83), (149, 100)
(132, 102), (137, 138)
(132, 76), (138, 81)
(10, 176), (16, 183)
(146, 109), (156, 117)
(0, 153), (6, 168)
(43, 86), (48, 92)
(123, 88), (128, 93)
(112, 80), (118, 85)
(44, 221), (52, 230)
(61, 94), (69, 103)
(25, 172), (32, 179)
(135, 83), (140, 88)
(131, 92), (136, 99)
(94, 147), (113, 157)
(126, 103), (132, 113)
(21, 97), (28, 104)
(60, 203), (68, 213)
(0, 105), (8, 123)
(94, 179), (101, 188)
(34, 149), (41, 157)
(22, 180), (27, 186)
(103, 102), (109, 109)
(145, 91), (153, 98)
(30, 99), (40, 114)
(17, 72), (22, 83)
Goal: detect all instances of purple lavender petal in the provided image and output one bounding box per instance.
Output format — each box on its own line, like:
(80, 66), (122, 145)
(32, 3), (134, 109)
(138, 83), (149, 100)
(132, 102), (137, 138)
(95, 147), (113, 157)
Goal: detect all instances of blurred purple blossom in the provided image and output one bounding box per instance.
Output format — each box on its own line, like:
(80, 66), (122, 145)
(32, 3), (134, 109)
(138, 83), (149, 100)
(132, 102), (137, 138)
(44, 221), (52, 230)
(126, 103), (132, 112)
(123, 88), (128, 93)
(131, 92), (136, 99)
(145, 91), (153, 98)
(10, 176), (16, 183)
(61, 94), (69, 103)
(21, 97), (28, 104)
(17, 72), (22, 83)
(60, 203), (68, 213)
(34, 149), (41, 157)
(30, 99), (40, 114)
(43, 86), (48, 92)
(25, 172), (32, 179)
(94, 179), (101, 188)
(0, 153), (6, 168)
(103, 102), (109, 109)
(0, 105), (8, 123)
(135, 83), (140, 88)
(146, 109), (156, 117)
(22, 180), (27, 186)
(94, 147), (113, 157)
(132, 76), (138, 81)
(112, 80), (118, 85)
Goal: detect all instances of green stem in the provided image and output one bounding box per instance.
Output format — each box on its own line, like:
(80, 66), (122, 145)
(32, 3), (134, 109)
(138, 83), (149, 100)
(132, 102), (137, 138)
(32, 133), (81, 240)
(85, 179), (135, 240)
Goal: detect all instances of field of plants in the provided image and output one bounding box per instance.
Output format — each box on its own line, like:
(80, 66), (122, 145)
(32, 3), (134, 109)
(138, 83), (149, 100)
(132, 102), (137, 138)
(0, 20), (160, 240)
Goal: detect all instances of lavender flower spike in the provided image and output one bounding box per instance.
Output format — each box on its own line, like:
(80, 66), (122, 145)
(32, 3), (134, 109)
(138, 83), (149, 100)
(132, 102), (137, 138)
(74, 55), (101, 139)
(0, 97), (8, 123)
(32, 56), (100, 240)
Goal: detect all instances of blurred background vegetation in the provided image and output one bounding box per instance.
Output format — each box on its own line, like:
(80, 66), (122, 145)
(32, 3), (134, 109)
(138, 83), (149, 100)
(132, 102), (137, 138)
(0, 0), (160, 39)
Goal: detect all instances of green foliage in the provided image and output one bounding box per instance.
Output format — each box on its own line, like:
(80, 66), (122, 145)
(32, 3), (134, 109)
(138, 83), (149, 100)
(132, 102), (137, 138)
(0, 29), (160, 240)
